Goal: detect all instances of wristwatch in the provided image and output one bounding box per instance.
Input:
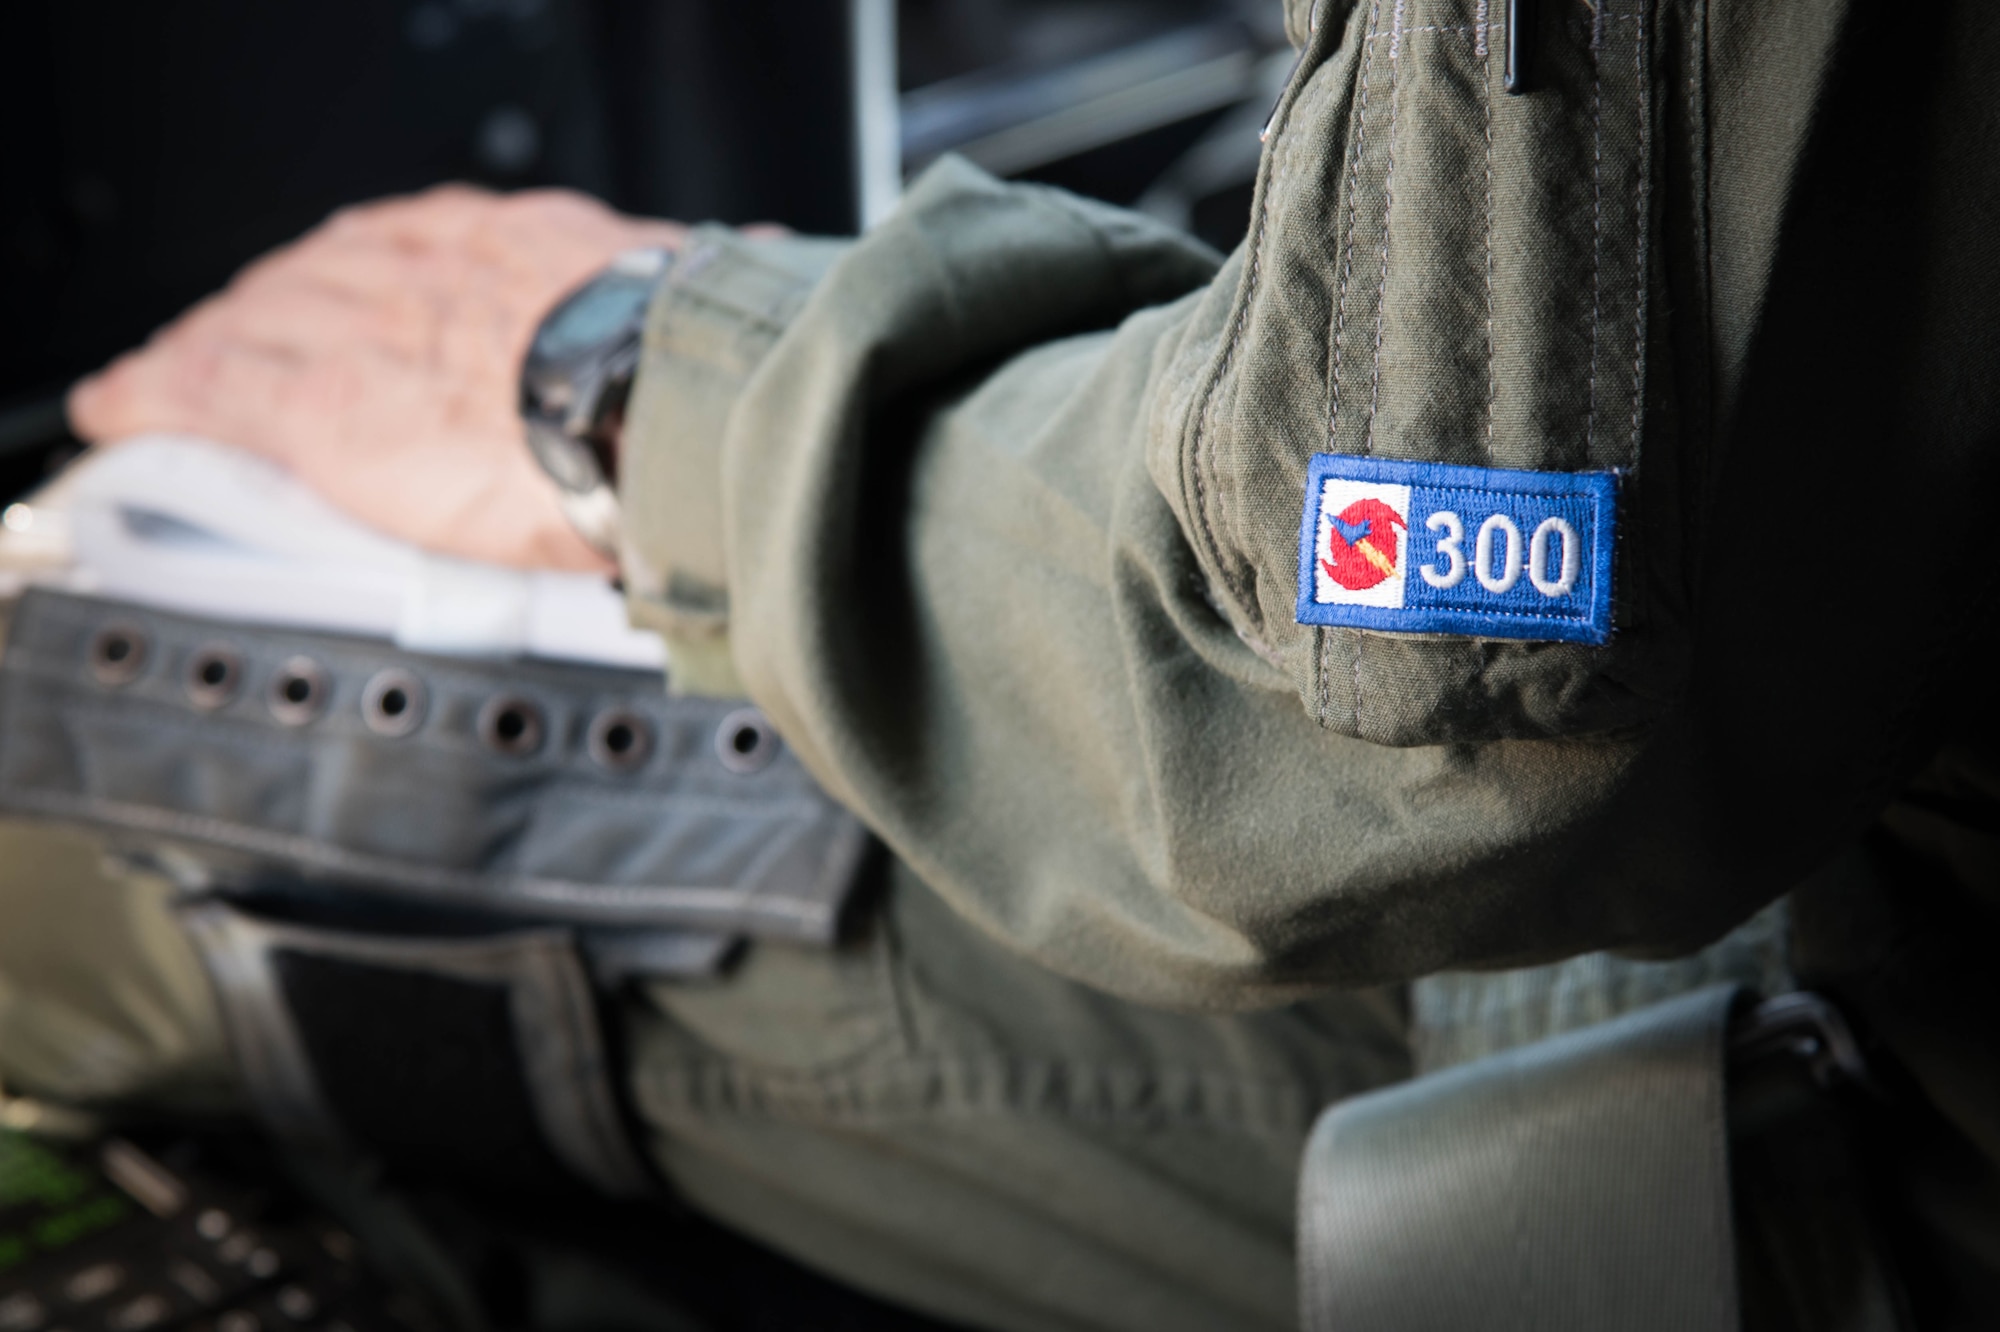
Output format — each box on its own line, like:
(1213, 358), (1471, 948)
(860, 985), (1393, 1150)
(519, 247), (673, 559)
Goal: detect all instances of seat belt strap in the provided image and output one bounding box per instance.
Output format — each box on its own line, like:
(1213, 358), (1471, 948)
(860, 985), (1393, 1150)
(1300, 983), (1741, 1332)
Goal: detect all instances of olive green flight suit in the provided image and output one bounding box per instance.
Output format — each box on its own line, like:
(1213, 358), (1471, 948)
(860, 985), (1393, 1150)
(4, 0), (1999, 1328)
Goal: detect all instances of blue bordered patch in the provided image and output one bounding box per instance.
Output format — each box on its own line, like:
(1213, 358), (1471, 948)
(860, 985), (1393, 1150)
(1294, 455), (1618, 644)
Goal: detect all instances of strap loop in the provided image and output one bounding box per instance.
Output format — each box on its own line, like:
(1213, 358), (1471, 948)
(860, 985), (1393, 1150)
(1300, 984), (1741, 1332)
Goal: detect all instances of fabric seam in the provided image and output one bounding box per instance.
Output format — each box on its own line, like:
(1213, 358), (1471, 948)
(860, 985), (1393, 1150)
(1318, 0), (1387, 733)
(1481, 0), (1495, 459)
(1588, 0), (1605, 463)
(1187, 91), (1305, 614)
(1630, 0), (1651, 465)
(634, 1053), (1335, 1137)
(1326, 0), (1386, 451)
(1354, 0), (1406, 734)
(1364, 0), (1406, 459)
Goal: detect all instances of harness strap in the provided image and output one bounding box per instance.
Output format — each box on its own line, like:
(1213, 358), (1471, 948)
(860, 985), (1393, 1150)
(1300, 984), (1741, 1332)
(182, 901), (656, 1198)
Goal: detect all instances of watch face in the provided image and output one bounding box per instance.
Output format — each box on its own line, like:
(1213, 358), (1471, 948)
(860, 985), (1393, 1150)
(522, 251), (665, 541)
(532, 271), (656, 361)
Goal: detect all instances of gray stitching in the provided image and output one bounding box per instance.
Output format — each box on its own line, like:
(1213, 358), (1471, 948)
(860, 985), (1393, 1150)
(1474, 0), (1490, 57)
(1349, 629), (1366, 733)
(1364, 0), (1406, 455)
(640, 1053), (1333, 1134)
(1369, 11), (1632, 38)
(0, 788), (836, 932)
(1368, 23), (1504, 38)
(1587, 0), (1604, 464)
(1188, 193), (1271, 603)
(1317, 629), (1330, 726)
(1353, 0), (1406, 733)
(1366, 16), (1647, 40)
(1481, 0), (1495, 458)
(1631, 3), (1650, 463)
(1189, 22), (1321, 609)
(1327, 0), (1386, 449)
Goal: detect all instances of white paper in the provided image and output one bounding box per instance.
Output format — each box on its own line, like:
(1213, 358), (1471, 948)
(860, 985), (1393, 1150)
(0, 435), (665, 670)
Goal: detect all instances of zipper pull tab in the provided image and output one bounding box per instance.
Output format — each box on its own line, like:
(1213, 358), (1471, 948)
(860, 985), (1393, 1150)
(1504, 0), (1537, 93)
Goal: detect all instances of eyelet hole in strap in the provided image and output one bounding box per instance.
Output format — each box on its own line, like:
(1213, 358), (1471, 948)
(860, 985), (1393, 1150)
(269, 657), (329, 726)
(478, 695), (546, 758)
(88, 623), (149, 686)
(586, 709), (651, 772)
(714, 707), (778, 775)
(360, 668), (426, 738)
(185, 645), (243, 710)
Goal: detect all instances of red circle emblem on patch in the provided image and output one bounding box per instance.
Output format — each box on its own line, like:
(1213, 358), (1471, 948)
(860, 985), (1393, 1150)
(1321, 498), (1407, 591)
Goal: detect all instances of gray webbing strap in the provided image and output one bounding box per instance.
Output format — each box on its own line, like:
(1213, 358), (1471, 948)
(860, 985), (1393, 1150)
(0, 589), (870, 948)
(1300, 984), (1741, 1332)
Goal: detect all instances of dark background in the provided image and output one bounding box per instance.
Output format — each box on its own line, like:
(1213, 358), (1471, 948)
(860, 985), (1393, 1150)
(0, 0), (1285, 496)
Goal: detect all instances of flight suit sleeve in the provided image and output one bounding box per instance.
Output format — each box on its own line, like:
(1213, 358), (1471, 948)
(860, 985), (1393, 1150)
(619, 0), (2000, 1010)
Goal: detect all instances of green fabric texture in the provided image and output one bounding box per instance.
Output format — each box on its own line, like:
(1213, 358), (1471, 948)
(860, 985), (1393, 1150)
(628, 860), (1409, 1332)
(608, 0), (2000, 1317)
(0, 822), (234, 1116)
(621, 230), (851, 697)
(0, 819), (1410, 1332)
(624, 0), (2000, 1013)
(1206, 0), (1665, 742)
(1281, 0), (1317, 49)
(1409, 897), (1792, 1074)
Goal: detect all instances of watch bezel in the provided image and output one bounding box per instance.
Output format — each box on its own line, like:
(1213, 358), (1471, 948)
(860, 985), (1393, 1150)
(519, 247), (672, 559)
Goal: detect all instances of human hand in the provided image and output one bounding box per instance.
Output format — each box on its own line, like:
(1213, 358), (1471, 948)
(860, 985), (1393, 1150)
(67, 185), (686, 573)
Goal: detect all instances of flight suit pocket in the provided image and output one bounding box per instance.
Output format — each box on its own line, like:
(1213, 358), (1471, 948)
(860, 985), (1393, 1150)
(641, 920), (911, 1077)
(1185, 0), (1684, 745)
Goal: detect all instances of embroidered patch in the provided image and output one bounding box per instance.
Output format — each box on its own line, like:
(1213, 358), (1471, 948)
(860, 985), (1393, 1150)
(1294, 455), (1617, 643)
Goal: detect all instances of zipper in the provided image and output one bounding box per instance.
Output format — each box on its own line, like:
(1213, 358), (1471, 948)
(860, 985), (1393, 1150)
(1504, 0), (1538, 93)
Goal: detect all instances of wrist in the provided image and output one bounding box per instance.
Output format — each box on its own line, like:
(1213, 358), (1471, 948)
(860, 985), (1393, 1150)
(519, 247), (673, 560)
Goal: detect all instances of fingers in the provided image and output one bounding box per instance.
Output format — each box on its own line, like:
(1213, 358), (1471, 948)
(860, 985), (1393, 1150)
(323, 184), (686, 281)
(320, 182), (499, 249)
(64, 182), (688, 574)
(68, 327), (314, 456)
(193, 256), (455, 366)
(80, 184), (687, 395)
(213, 197), (682, 368)
(68, 361), (169, 444)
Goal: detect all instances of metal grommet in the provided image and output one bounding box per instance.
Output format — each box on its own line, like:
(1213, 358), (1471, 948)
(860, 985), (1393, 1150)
(360, 668), (426, 738)
(184, 644), (243, 710)
(586, 708), (653, 771)
(477, 695), (545, 757)
(714, 707), (779, 775)
(268, 657), (329, 726)
(88, 623), (149, 686)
